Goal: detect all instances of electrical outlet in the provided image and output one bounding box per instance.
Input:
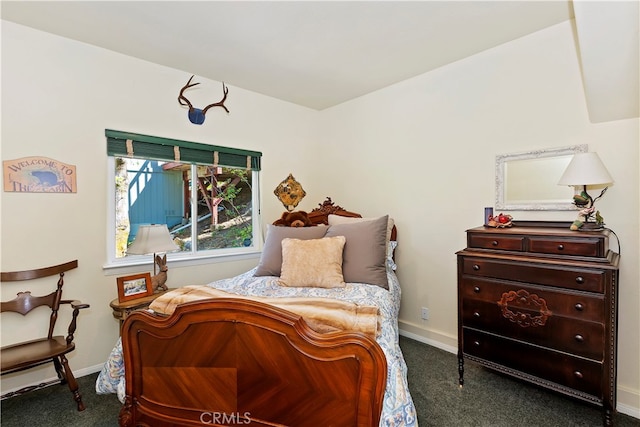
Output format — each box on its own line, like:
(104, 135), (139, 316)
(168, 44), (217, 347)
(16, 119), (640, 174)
(421, 307), (429, 320)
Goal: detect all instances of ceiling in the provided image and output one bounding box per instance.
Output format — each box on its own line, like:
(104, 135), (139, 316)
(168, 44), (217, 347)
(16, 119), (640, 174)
(1, 1), (576, 110)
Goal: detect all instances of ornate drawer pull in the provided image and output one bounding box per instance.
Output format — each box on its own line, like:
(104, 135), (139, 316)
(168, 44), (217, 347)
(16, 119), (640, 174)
(473, 286), (481, 293)
(473, 264), (480, 271)
(574, 303), (584, 311)
(557, 244), (564, 250)
(473, 341), (480, 347)
(492, 240), (499, 246)
(574, 334), (584, 343)
(498, 290), (551, 328)
(575, 276), (584, 284)
(574, 371), (584, 379)
(473, 311), (480, 318)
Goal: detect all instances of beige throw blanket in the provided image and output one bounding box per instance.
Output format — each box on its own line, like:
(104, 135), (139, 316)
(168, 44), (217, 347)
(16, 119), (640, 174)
(149, 285), (380, 339)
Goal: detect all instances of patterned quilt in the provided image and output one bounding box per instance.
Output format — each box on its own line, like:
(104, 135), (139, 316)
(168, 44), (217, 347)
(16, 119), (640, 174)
(96, 266), (418, 426)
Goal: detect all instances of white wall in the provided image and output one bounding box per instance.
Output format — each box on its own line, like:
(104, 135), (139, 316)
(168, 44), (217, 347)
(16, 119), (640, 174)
(316, 21), (639, 414)
(0, 20), (318, 392)
(2, 18), (638, 417)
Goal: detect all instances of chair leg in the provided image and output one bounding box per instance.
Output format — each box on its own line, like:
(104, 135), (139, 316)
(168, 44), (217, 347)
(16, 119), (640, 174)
(52, 357), (67, 384)
(58, 355), (85, 411)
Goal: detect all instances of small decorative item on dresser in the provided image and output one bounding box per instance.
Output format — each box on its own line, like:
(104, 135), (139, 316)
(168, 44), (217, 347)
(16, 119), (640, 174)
(484, 207), (493, 226)
(116, 273), (153, 303)
(485, 213), (513, 228)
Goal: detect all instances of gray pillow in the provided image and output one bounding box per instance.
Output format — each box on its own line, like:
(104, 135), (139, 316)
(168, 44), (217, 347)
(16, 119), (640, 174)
(254, 225), (328, 277)
(325, 215), (389, 289)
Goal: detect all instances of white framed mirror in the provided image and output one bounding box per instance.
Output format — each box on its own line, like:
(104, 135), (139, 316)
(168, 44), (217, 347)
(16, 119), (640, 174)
(495, 144), (588, 210)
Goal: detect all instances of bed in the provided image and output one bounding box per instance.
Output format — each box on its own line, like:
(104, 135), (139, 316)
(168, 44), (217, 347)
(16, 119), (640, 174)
(97, 198), (417, 426)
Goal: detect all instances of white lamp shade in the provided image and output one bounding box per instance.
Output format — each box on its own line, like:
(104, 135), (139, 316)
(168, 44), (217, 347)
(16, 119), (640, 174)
(127, 224), (179, 255)
(557, 152), (613, 186)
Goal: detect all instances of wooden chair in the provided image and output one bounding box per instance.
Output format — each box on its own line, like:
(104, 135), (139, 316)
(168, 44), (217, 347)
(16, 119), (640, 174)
(1, 260), (89, 411)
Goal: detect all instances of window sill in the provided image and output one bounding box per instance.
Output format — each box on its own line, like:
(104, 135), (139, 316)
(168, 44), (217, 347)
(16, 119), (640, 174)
(102, 250), (261, 276)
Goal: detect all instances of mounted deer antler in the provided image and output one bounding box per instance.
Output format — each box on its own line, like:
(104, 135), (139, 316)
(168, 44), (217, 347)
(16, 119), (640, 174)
(178, 75), (229, 125)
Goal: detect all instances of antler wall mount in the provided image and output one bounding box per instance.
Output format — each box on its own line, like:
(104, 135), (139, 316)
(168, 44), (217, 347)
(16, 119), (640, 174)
(178, 75), (229, 125)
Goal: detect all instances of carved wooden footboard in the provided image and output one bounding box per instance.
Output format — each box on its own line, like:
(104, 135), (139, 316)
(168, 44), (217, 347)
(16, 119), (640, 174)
(119, 298), (387, 427)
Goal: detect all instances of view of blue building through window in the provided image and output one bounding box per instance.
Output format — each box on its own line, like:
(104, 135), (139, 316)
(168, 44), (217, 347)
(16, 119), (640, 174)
(114, 157), (255, 259)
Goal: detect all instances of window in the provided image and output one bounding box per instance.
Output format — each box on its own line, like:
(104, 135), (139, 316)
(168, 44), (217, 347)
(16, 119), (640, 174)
(106, 130), (262, 267)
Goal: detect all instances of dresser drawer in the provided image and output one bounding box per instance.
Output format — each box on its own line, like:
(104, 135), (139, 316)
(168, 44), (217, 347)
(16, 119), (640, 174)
(460, 278), (605, 322)
(528, 236), (603, 257)
(468, 234), (525, 251)
(463, 328), (603, 397)
(461, 257), (605, 293)
(462, 297), (604, 360)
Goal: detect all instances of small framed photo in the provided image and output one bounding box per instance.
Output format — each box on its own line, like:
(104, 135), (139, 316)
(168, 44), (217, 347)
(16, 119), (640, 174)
(117, 273), (153, 303)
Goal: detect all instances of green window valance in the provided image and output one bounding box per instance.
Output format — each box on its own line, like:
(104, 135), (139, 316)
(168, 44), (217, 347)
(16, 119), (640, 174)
(106, 129), (261, 171)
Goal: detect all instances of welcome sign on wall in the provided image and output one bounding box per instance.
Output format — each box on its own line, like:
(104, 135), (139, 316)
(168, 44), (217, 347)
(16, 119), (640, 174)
(3, 156), (77, 193)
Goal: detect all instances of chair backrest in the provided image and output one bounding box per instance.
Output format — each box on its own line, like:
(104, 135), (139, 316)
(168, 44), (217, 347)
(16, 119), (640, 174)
(1, 260), (78, 339)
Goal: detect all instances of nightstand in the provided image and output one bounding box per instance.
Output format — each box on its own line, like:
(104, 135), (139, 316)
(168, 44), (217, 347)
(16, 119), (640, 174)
(110, 288), (174, 333)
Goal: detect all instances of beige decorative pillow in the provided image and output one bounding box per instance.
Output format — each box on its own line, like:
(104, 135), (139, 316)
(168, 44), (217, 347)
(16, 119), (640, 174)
(254, 225), (328, 277)
(278, 236), (346, 288)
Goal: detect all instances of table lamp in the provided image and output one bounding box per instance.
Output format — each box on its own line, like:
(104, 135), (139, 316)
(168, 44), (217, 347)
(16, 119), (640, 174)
(557, 152), (613, 230)
(127, 224), (179, 275)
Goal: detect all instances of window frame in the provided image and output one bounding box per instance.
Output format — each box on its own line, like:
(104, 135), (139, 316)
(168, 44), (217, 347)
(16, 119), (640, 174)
(104, 132), (263, 273)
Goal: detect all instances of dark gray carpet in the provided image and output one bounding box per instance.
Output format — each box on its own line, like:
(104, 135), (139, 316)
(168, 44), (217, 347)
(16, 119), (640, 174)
(400, 337), (639, 427)
(1, 336), (638, 426)
(1, 372), (121, 426)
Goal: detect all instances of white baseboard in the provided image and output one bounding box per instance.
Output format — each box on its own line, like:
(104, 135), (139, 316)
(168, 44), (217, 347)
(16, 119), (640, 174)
(617, 386), (640, 419)
(399, 328), (457, 354)
(618, 403), (640, 420)
(76, 363), (105, 377)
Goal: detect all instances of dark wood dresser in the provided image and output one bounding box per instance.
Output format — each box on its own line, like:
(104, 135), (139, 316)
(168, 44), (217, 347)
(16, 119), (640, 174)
(456, 222), (620, 426)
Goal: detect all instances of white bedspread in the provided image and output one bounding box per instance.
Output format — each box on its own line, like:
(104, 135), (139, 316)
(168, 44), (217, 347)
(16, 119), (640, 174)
(96, 267), (418, 426)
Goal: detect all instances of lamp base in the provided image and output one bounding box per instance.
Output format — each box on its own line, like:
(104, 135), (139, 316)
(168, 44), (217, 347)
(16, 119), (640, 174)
(579, 222), (604, 232)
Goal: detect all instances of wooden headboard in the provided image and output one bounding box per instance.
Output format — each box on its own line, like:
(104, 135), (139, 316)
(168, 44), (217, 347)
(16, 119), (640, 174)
(307, 197), (362, 224)
(307, 197), (397, 241)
